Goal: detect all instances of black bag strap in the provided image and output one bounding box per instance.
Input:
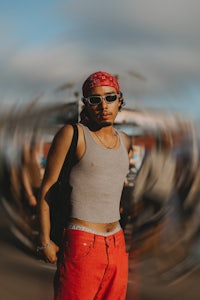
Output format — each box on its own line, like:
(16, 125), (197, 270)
(58, 124), (78, 183)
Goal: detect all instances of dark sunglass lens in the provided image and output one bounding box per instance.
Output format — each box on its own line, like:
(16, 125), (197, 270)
(105, 95), (117, 102)
(89, 96), (101, 105)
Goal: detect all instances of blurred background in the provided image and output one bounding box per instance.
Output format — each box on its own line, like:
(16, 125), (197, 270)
(1, 0), (200, 299)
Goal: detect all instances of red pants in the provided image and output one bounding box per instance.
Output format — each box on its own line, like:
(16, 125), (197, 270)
(54, 228), (128, 300)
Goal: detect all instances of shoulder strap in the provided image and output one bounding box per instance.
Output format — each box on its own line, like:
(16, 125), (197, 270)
(58, 124), (78, 183)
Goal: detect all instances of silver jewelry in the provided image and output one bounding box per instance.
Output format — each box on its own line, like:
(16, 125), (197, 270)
(93, 129), (119, 149)
(37, 240), (52, 252)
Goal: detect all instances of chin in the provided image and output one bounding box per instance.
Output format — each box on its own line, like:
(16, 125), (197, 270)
(101, 121), (112, 127)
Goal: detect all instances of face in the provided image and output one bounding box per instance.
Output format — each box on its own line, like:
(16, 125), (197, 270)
(84, 86), (122, 126)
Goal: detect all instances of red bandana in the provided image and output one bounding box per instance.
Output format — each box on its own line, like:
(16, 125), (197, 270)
(82, 71), (120, 97)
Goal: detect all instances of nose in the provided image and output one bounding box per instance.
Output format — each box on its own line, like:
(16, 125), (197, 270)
(101, 98), (108, 109)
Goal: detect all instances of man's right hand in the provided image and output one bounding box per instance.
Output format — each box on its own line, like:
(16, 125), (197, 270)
(38, 241), (60, 263)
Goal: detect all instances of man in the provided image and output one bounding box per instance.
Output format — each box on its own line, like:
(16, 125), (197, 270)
(38, 71), (132, 299)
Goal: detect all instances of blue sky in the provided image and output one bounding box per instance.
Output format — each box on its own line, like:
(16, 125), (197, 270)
(0, 1), (61, 45)
(1, 0), (200, 123)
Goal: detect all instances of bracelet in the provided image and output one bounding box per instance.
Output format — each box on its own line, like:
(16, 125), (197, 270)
(37, 240), (52, 251)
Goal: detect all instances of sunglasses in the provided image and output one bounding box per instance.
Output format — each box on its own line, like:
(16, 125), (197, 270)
(83, 93), (121, 106)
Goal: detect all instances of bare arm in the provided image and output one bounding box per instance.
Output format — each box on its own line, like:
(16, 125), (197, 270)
(38, 124), (74, 263)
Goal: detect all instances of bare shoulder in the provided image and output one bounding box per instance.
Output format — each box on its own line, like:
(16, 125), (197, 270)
(53, 124), (74, 145)
(53, 123), (85, 159)
(43, 124), (77, 181)
(47, 124), (74, 161)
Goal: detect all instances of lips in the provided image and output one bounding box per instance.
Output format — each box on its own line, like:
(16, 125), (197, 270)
(101, 114), (111, 120)
(101, 111), (111, 117)
(95, 111), (112, 121)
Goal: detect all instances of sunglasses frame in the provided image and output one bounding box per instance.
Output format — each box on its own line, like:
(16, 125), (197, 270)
(82, 93), (121, 106)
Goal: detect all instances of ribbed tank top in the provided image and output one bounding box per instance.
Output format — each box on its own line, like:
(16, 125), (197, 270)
(69, 124), (129, 223)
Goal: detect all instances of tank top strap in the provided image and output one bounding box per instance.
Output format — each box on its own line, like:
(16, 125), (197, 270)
(79, 123), (94, 147)
(116, 129), (127, 153)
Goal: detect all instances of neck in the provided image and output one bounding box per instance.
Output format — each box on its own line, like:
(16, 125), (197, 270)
(85, 120), (113, 132)
(92, 127), (119, 149)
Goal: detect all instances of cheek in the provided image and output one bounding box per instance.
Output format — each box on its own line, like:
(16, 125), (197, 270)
(87, 107), (97, 119)
(115, 101), (121, 112)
